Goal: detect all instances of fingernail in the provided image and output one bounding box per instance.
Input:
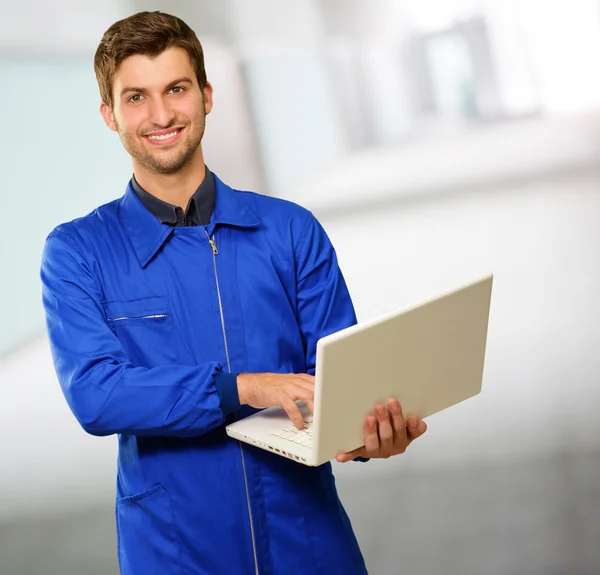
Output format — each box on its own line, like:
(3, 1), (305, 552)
(391, 401), (400, 412)
(367, 416), (376, 428)
(377, 406), (386, 417)
(409, 418), (417, 429)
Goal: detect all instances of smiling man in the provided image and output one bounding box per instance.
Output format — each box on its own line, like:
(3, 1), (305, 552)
(40, 11), (426, 575)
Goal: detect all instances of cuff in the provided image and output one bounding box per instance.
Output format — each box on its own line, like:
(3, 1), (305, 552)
(353, 457), (370, 463)
(215, 372), (241, 416)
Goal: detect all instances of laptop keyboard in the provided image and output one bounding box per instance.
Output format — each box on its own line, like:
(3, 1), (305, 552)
(271, 414), (313, 448)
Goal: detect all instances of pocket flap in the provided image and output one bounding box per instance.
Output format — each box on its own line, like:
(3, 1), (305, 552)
(103, 296), (171, 323)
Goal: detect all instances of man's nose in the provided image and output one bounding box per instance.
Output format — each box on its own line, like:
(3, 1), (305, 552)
(148, 97), (177, 128)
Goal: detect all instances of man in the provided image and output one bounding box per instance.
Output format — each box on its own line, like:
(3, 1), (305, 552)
(40, 11), (427, 575)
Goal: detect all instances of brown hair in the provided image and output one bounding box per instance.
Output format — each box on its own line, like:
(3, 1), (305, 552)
(94, 11), (208, 108)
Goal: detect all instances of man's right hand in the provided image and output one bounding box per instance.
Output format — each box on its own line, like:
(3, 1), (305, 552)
(236, 372), (315, 430)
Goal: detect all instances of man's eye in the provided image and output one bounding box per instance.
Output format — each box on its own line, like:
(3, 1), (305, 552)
(129, 94), (143, 103)
(170, 86), (184, 94)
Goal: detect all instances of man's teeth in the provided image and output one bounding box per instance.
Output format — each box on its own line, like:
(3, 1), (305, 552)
(148, 130), (179, 140)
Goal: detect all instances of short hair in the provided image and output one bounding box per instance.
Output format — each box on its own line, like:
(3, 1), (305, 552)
(94, 11), (208, 108)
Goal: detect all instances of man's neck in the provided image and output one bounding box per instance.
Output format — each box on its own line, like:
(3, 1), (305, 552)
(133, 157), (207, 210)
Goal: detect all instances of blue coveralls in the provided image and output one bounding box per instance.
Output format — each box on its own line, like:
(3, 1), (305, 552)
(41, 174), (368, 575)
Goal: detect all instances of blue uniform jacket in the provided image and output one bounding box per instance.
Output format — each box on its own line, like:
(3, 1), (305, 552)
(40, 173), (368, 575)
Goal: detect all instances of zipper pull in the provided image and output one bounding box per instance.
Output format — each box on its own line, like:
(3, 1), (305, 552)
(209, 238), (219, 255)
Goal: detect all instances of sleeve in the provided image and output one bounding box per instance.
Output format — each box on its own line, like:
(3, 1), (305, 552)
(295, 213), (357, 375)
(40, 229), (240, 438)
(294, 214), (369, 462)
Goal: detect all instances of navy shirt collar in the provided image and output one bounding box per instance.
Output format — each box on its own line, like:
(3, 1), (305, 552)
(131, 166), (216, 227)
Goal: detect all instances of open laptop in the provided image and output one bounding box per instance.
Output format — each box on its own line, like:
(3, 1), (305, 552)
(226, 273), (493, 466)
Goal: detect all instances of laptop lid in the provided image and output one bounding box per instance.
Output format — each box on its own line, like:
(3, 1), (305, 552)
(310, 274), (493, 464)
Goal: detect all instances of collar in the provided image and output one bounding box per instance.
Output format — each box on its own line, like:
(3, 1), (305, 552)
(118, 172), (261, 267)
(131, 166), (215, 226)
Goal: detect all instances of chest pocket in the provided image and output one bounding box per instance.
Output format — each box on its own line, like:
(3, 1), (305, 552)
(102, 296), (178, 366)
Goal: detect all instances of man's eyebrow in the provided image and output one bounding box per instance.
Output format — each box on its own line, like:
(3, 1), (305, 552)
(120, 77), (194, 98)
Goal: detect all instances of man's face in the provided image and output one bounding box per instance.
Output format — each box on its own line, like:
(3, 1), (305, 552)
(100, 47), (213, 175)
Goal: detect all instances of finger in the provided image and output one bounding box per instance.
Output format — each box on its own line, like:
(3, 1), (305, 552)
(406, 418), (427, 441)
(389, 399), (408, 447)
(304, 399), (315, 414)
(364, 415), (379, 457)
(336, 447), (366, 463)
(281, 398), (304, 430)
(289, 386), (314, 408)
(375, 404), (393, 456)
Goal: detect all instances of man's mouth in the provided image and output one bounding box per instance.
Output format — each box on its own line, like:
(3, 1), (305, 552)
(144, 127), (184, 146)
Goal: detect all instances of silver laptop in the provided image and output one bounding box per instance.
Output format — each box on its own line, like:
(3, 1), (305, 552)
(226, 273), (493, 466)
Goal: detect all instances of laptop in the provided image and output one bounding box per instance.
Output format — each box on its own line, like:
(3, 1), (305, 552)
(226, 273), (493, 466)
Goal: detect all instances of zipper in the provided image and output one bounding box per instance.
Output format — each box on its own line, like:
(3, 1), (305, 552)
(205, 229), (259, 575)
(107, 314), (168, 322)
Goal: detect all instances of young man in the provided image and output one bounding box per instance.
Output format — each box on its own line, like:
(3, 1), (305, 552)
(40, 11), (426, 575)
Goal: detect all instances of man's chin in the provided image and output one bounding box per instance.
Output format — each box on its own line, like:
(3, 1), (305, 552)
(132, 138), (200, 174)
(136, 151), (188, 175)
(147, 162), (186, 175)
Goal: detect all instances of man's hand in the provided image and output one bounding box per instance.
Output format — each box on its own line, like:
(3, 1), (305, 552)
(237, 372), (315, 430)
(336, 398), (427, 462)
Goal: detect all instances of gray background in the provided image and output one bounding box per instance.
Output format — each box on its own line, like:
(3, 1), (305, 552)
(1, 1), (600, 574)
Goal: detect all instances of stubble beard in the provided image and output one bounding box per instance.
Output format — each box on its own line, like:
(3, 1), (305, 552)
(115, 111), (206, 176)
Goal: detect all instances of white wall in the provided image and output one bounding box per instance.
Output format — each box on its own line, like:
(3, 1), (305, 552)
(0, 1), (133, 54)
(0, 58), (132, 355)
(283, 110), (600, 214)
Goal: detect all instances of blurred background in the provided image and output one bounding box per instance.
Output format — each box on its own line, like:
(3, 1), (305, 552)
(1, 0), (600, 573)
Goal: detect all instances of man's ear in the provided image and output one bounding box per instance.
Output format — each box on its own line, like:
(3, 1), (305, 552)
(203, 82), (214, 116)
(100, 102), (118, 131)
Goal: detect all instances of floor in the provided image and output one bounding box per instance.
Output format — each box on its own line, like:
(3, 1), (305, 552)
(2, 449), (599, 575)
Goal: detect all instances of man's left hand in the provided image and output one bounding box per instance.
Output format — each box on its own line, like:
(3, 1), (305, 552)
(336, 399), (427, 463)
